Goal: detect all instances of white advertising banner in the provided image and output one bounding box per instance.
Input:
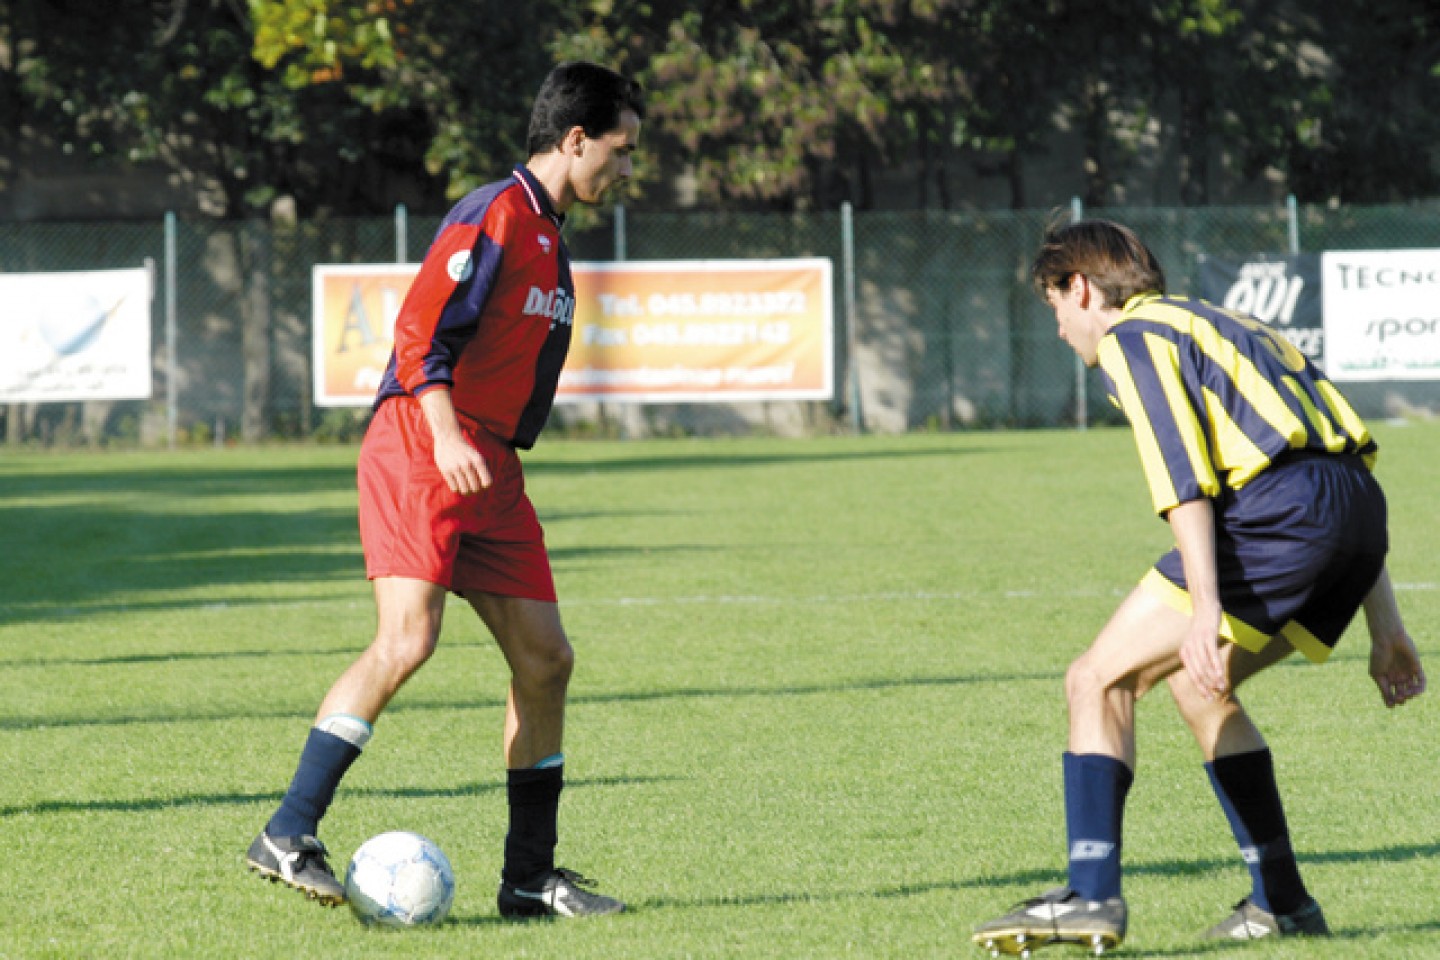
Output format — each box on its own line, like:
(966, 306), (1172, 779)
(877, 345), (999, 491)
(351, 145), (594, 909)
(0, 268), (153, 402)
(1321, 250), (1440, 381)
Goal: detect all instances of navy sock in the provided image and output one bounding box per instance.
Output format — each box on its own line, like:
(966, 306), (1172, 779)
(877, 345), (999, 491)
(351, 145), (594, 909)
(503, 764), (564, 888)
(1064, 752), (1134, 901)
(1206, 748), (1309, 914)
(266, 728), (361, 838)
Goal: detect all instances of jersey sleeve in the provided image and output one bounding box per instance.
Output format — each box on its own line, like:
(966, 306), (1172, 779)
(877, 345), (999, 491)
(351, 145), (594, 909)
(1098, 328), (1220, 515)
(392, 218), (507, 396)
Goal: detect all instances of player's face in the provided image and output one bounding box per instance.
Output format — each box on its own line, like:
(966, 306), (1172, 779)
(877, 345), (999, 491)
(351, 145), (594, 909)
(572, 109), (642, 206)
(1046, 276), (1105, 367)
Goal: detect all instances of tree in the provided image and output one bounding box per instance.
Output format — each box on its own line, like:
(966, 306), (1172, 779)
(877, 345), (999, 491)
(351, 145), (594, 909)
(252, 0), (562, 205)
(1286, 0), (1440, 202)
(4, 0), (445, 219)
(554, 0), (916, 209)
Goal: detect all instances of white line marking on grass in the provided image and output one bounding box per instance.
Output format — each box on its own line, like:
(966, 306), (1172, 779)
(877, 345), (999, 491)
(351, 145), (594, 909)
(564, 588), (1123, 607)
(563, 581), (1439, 608)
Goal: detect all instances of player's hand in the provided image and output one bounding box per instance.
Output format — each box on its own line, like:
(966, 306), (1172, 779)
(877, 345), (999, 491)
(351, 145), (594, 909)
(1179, 618), (1228, 701)
(1369, 630), (1426, 708)
(433, 433), (492, 495)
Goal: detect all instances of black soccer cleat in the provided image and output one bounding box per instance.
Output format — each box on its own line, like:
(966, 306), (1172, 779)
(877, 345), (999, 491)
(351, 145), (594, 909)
(245, 830), (346, 905)
(973, 886), (1127, 957)
(1203, 896), (1330, 940)
(497, 868), (626, 919)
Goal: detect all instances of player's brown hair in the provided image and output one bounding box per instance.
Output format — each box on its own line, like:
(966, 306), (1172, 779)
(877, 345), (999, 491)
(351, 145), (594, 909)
(527, 61), (646, 156)
(1031, 217), (1166, 308)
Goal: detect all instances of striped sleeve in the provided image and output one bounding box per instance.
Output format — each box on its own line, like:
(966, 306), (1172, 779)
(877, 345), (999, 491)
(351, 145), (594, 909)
(393, 222), (503, 395)
(1098, 329), (1219, 515)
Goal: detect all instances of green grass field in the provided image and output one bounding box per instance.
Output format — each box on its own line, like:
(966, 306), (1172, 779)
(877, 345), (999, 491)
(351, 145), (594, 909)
(1, 423), (1436, 958)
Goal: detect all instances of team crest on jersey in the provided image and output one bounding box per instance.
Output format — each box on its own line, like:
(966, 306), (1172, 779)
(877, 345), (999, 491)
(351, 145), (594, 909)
(447, 250), (474, 282)
(523, 285), (575, 330)
(537, 234), (552, 254)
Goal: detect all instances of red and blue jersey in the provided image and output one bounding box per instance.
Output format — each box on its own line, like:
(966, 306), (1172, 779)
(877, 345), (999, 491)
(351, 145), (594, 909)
(375, 165), (574, 449)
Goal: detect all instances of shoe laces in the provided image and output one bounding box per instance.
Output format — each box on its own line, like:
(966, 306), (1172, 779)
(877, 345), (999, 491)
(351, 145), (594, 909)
(293, 835), (335, 871)
(553, 868), (600, 890)
(1018, 886), (1076, 908)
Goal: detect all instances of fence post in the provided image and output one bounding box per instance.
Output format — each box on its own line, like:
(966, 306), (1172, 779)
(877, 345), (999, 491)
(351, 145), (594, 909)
(1286, 194), (1300, 255)
(841, 202), (862, 433)
(165, 211), (178, 449)
(1070, 196), (1087, 430)
(395, 203), (408, 263)
(614, 203), (627, 262)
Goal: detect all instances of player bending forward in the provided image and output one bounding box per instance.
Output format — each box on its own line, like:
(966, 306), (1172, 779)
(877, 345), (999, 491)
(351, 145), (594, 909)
(973, 219), (1426, 956)
(246, 61), (644, 919)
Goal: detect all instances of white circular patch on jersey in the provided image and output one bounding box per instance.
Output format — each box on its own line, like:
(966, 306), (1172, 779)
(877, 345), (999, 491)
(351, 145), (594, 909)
(447, 251), (474, 283)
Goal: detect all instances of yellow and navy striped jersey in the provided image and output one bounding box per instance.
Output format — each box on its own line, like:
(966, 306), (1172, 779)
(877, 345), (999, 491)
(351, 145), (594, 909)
(1097, 293), (1377, 516)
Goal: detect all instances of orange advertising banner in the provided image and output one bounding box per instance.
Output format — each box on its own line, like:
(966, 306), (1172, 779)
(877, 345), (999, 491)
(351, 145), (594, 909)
(313, 259), (834, 406)
(561, 258), (833, 401)
(312, 264), (414, 408)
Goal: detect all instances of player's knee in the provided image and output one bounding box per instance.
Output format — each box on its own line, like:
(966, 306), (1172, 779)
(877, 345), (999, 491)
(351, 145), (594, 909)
(518, 633), (574, 691)
(1064, 654), (1109, 707)
(370, 625), (439, 680)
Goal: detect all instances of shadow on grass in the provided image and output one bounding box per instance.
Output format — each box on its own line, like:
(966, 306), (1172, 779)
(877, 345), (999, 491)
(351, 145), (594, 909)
(0, 774), (678, 819)
(628, 842), (1440, 915)
(0, 454), (713, 624)
(0, 670), (1061, 731)
(526, 441), (989, 477)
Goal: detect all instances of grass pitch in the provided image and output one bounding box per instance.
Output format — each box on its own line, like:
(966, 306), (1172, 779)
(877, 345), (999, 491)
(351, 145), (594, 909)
(1, 424), (1436, 958)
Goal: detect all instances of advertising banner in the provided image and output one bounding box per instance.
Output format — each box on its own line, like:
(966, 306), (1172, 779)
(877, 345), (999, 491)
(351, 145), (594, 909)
(560, 258), (833, 402)
(1197, 253), (1322, 363)
(313, 258), (834, 406)
(312, 264), (414, 407)
(1321, 249), (1440, 381)
(0, 268), (153, 403)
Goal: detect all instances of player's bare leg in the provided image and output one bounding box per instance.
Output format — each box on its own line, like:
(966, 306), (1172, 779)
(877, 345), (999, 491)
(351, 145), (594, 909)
(975, 588), (1188, 956)
(248, 576), (446, 904)
(318, 576), (448, 723)
(468, 593), (625, 918)
(467, 594), (571, 767)
(1168, 639), (1330, 940)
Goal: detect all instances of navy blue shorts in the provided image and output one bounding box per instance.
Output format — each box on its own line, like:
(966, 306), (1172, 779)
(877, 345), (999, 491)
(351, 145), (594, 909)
(1143, 453), (1387, 662)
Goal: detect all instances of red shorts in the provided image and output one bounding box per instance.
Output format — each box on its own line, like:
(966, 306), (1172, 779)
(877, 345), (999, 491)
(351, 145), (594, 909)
(357, 396), (556, 601)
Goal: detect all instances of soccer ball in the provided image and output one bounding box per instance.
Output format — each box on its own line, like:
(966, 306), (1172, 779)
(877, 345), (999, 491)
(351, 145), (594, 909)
(344, 831), (456, 927)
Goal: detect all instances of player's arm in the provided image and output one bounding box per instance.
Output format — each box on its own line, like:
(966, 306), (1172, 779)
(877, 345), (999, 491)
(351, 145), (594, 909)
(1361, 565), (1426, 708)
(1167, 497), (1228, 700)
(418, 387), (491, 495)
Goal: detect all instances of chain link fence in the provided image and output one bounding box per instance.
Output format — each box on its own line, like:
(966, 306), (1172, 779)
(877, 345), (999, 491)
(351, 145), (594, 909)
(5, 202), (1440, 447)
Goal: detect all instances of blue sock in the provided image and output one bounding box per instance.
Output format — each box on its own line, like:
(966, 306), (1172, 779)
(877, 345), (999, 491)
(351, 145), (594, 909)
(1064, 752), (1133, 901)
(266, 727), (363, 838)
(1206, 748), (1309, 914)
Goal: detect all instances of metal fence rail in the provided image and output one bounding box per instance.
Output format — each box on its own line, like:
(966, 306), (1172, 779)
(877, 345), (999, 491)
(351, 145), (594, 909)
(4, 200), (1440, 446)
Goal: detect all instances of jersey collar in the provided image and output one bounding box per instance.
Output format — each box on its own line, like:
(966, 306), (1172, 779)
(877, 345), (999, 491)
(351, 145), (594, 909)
(513, 164), (565, 228)
(1120, 291), (1164, 317)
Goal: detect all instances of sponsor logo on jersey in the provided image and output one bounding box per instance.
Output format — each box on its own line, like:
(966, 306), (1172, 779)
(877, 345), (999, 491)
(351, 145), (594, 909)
(538, 234), (552, 254)
(447, 250), (475, 283)
(523, 285), (575, 330)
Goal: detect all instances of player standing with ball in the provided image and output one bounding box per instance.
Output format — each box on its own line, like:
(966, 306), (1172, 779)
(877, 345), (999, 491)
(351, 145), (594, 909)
(973, 218), (1426, 956)
(246, 61), (644, 920)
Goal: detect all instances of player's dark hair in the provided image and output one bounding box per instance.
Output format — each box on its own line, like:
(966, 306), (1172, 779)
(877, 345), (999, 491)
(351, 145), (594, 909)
(1031, 217), (1166, 307)
(527, 61), (646, 156)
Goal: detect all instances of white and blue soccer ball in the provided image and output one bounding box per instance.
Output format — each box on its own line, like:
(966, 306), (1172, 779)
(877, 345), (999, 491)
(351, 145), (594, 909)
(344, 831), (456, 927)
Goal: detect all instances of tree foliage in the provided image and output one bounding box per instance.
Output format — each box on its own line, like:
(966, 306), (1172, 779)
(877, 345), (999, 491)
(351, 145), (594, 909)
(3, 0), (1439, 217)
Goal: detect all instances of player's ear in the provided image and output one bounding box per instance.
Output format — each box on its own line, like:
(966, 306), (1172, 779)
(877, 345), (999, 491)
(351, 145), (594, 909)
(563, 125), (586, 158)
